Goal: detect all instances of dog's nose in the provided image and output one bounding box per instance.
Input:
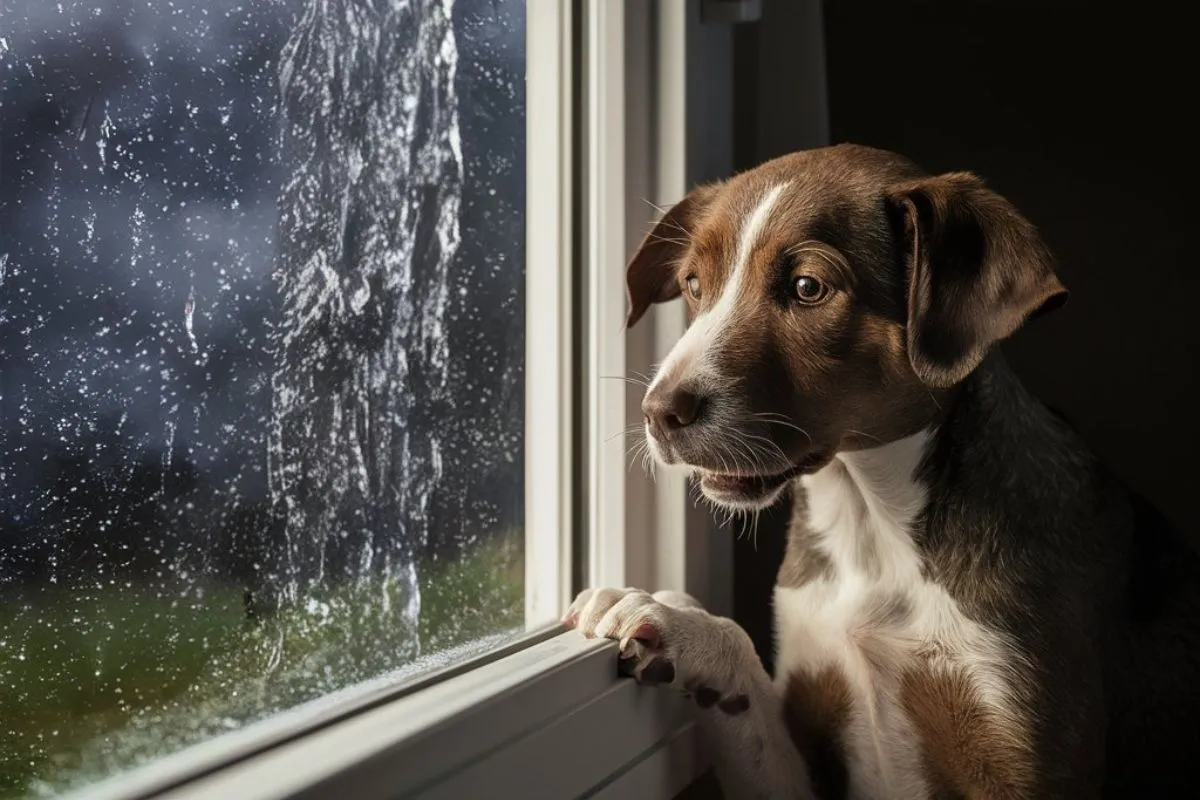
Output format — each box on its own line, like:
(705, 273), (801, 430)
(643, 387), (704, 435)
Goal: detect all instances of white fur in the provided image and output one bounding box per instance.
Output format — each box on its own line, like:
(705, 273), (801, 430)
(569, 434), (1026, 799)
(645, 184), (789, 465)
(565, 585), (815, 799)
(773, 430), (1028, 799)
(653, 182), (787, 389)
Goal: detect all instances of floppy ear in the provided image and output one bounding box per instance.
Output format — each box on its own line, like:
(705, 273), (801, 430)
(626, 183), (720, 328)
(887, 172), (1069, 388)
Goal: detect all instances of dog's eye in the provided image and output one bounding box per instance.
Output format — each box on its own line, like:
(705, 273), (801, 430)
(792, 275), (829, 304)
(686, 275), (701, 299)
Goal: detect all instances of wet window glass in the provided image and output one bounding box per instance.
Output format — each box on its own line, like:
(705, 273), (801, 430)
(0, 0), (526, 794)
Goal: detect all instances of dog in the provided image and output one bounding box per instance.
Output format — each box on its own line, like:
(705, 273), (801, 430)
(562, 144), (1200, 798)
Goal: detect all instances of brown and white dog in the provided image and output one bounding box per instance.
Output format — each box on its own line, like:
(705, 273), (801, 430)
(563, 144), (1200, 798)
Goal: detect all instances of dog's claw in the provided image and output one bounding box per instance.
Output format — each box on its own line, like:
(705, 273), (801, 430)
(567, 586), (751, 715)
(629, 621), (661, 650)
(718, 693), (751, 714)
(620, 653), (676, 686)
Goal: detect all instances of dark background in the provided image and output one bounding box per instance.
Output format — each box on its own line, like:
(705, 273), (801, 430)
(728, 0), (1199, 671)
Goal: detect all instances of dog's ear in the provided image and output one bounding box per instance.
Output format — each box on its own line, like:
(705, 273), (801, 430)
(626, 183), (720, 328)
(887, 171), (1068, 388)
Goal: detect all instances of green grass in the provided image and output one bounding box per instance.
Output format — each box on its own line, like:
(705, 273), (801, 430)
(0, 533), (523, 798)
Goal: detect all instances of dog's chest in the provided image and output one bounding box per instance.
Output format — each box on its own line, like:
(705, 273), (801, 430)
(772, 434), (1025, 799)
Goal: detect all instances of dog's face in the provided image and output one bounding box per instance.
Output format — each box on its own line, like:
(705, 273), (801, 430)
(630, 144), (1067, 511)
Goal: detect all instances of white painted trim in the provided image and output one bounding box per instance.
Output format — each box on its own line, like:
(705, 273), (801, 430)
(524, 0), (575, 628)
(648, 0), (695, 601)
(617, 0), (657, 595)
(132, 635), (694, 800)
(620, 0), (730, 617)
(591, 0), (715, 609)
(587, 723), (707, 800)
(585, 0), (631, 591)
(73, 631), (707, 800)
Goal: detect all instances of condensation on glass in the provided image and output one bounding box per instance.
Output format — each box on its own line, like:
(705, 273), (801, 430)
(0, 0), (526, 795)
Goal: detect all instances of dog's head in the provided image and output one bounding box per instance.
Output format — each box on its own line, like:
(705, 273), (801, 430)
(630, 144), (1067, 511)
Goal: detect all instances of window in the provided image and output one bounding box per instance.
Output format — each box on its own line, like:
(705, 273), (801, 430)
(1, 1), (734, 798)
(2, 0), (528, 794)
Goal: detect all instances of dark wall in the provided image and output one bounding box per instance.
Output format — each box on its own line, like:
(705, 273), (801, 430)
(733, 0), (1200, 670)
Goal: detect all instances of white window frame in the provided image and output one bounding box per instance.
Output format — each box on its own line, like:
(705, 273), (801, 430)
(524, 0), (577, 628)
(66, 2), (736, 798)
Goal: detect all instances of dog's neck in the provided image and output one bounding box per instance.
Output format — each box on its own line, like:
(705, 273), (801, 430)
(789, 354), (1077, 586)
(799, 427), (933, 585)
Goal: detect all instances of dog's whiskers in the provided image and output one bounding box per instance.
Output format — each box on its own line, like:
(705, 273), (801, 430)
(640, 197), (672, 216)
(786, 241), (851, 272)
(625, 434), (648, 459)
(607, 421), (646, 445)
(713, 422), (792, 476)
(845, 428), (884, 445)
(600, 374), (650, 389)
(639, 199), (696, 241)
(752, 412), (813, 443)
(740, 431), (791, 467)
(646, 234), (692, 247)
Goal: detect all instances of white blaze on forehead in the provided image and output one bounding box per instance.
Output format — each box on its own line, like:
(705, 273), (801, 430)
(726, 182), (789, 313)
(648, 182), (789, 394)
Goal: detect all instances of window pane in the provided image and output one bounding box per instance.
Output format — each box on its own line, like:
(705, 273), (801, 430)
(0, 0), (526, 795)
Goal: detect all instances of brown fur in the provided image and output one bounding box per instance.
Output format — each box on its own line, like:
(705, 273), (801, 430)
(631, 146), (960, 480)
(782, 666), (855, 800)
(775, 489), (833, 587)
(900, 668), (1036, 800)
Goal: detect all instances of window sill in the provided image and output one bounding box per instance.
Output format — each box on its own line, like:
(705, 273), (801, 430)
(76, 631), (708, 800)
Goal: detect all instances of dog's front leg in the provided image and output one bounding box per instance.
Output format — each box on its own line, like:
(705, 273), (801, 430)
(564, 588), (814, 800)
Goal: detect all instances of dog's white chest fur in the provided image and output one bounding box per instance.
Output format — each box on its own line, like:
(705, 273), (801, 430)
(773, 430), (1021, 799)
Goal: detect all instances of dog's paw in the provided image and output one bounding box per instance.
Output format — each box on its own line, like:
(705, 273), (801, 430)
(562, 587), (754, 715)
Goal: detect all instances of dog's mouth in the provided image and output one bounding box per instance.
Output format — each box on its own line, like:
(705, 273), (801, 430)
(696, 452), (827, 507)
